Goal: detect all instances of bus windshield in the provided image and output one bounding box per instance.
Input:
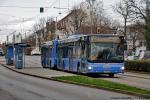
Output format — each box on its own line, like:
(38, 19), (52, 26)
(88, 42), (124, 62)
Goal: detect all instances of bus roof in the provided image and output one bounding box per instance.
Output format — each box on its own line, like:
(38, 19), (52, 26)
(41, 34), (123, 47)
(59, 34), (122, 44)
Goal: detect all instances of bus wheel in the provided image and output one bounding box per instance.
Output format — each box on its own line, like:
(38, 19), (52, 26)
(77, 68), (80, 74)
(109, 73), (114, 77)
(43, 66), (46, 68)
(54, 65), (57, 70)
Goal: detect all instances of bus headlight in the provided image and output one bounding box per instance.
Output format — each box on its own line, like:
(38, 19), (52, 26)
(121, 66), (125, 70)
(88, 66), (92, 70)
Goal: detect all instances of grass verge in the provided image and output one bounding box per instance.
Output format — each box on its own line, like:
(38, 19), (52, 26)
(53, 75), (150, 95)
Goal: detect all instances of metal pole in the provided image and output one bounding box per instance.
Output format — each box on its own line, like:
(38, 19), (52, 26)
(23, 48), (25, 68)
(25, 32), (26, 43)
(35, 33), (38, 48)
(56, 17), (57, 31)
(55, 17), (58, 39)
(89, 0), (95, 34)
(6, 35), (8, 44)
(22, 18), (27, 43)
(90, 7), (93, 34)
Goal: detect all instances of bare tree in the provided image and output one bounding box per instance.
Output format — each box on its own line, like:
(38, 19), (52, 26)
(129, 0), (147, 20)
(32, 17), (55, 48)
(45, 17), (55, 41)
(68, 5), (87, 34)
(86, 0), (97, 33)
(129, 0), (150, 50)
(34, 17), (49, 48)
(33, 23), (41, 48)
(85, 0), (116, 34)
(114, 0), (134, 38)
(86, 0), (106, 34)
(127, 21), (145, 52)
(110, 19), (122, 34)
(38, 17), (46, 42)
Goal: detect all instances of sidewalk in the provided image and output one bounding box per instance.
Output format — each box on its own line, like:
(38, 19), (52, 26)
(0, 58), (74, 78)
(125, 72), (150, 79)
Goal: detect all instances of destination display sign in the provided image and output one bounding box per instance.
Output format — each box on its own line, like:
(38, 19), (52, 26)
(90, 36), (120, 43)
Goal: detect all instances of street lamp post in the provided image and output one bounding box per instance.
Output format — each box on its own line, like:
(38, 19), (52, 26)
(91, 0), (95, 34)
(86, 0), (95, 34)
(55, 13), (61, 39)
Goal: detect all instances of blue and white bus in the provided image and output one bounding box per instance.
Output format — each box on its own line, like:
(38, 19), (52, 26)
(41, 34), (125, 77)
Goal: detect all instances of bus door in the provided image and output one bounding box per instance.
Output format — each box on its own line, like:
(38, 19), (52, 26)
(53, 39), (58, 68)
(58, 46), (63, 70)
(41, 47), (46, 68)
(81, 42), (87, 73)
(49, 47), (53, 68)
(46, 48), (49, 67)
(68, 46), (73, 71)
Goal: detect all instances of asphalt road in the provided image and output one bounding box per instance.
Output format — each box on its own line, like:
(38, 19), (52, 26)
(0, 65), (132, 100)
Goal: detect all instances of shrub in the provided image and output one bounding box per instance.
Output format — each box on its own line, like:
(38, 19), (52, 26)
(125, 60), (150, 72)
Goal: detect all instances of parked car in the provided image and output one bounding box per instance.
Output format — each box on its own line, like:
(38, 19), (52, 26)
(139, 50), (150, 60)
(0, 48), (4, 56)
(126, 50), (150, 60)
(127, 55), (134, 60)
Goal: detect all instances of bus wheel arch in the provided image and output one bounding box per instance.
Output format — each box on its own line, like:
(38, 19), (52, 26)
(77, 62), (80, 73)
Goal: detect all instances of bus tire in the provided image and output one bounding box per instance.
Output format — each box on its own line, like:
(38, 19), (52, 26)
(77, 62), (80, 74)
(109, 73), (114, 77)
(54, 64), (57, 70)
(49, 60), (51, 68)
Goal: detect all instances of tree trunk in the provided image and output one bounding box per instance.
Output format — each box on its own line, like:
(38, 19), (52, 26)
(133, 34), (136, 52)
(124, 17), (127, 39)
(145, 18), (150, 50)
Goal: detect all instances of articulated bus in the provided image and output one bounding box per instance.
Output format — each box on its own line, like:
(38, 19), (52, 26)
(41, 34), (125, 77)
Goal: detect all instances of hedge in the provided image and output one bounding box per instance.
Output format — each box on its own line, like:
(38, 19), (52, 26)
(125, 60), (150, 72)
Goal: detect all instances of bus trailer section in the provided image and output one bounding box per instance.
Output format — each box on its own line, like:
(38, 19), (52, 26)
(41, 34), (125, 77)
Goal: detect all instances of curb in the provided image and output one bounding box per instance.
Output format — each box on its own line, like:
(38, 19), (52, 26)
(1, 63), (150, 98)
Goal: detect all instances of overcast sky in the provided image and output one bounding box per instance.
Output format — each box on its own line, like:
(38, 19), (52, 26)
(0, 0), (118, 43)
